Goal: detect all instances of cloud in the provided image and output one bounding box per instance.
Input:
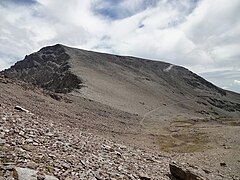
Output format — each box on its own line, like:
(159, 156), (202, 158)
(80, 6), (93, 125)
(234, 80), (240, 85)
(0, 0), (239, 92)
(199, 70), (240, 92)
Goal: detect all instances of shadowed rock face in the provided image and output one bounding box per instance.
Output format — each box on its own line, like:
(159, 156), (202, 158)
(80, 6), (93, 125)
(1, 44), (82, 93)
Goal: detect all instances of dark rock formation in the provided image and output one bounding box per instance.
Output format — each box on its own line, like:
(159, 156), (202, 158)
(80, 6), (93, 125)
(1, 44), (82, 93)
(169, 162), (205, 180)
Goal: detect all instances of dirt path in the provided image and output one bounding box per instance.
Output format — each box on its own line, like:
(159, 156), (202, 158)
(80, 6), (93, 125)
(140, 98), (197, 128)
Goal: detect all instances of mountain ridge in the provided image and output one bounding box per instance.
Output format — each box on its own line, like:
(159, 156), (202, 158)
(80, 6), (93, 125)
(1, 44), (239, 118)
(1, 44), (226, 95)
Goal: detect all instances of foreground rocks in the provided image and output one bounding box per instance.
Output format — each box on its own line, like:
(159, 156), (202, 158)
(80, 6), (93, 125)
(0, 105), (233, 180)
(0, 104), (171, 179)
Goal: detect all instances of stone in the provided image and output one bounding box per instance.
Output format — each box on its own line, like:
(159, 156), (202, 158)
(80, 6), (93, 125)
(14, 106), (29, 113)
(19, 131), (25, 136)
(0, 138), (6, 145)
(25, 138), (34, 143)
(45, 175), (59, 180)
(169, 162), (204, 180)
(0, 132), (5, 138)
(139, 172), (151, 180)
(220, 162), (227, 167)
(13, 167), (37, 180)
(2, 117), (7, 121)
(26, 161), (38, 169)
(37, 175), (45, 180)
(2, 165), (15, 171)
(13, 167), (59, 180)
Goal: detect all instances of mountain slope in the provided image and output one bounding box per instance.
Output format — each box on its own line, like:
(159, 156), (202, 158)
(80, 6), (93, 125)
(1, 44), (240, 178)
(2, 44), (240, 118)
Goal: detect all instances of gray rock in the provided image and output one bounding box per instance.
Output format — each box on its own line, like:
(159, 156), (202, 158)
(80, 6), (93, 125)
(45, 175), (59, 180)
(0, 138), (6, 145)
(13, 167), (37, 180)
(26, 161), (38, 169)
(139, 172), (151, 180)
(169, 162), (204, 180)
(13, 167), (59, 180)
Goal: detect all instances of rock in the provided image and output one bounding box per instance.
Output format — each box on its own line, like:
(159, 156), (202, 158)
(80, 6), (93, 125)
(0, 138), (6, 145)
(0, 132), (5, 138)
(139, 172), (151, 180)
(169, 162), (204, 180)
(13, 167), (59, 180)
(13, 167), (37, 180)
(14, 106), (29, 113)
(2, 165), (15, 171)
(45, 175), (59, 180)
(2, 117), (7, 121)
(224, 146), (231, 149)
(45, 132), (54, 137)
(37, 175), (45, 180)
(220, 162), (227, 167)
(26, 161), (38, 169)
(25, 138), (34, 143)
(19, 131), (25, 136)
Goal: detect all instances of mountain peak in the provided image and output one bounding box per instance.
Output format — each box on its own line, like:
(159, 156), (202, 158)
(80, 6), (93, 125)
(2, 44), (82, 93)
(2, 44), (240, 117)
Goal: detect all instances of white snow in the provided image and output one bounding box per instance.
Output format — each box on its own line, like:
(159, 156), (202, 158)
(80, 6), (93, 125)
(163, 64), (174, 72)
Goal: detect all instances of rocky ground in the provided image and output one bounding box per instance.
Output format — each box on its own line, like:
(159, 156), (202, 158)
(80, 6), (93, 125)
(0, 102), (172, 179)
(0, 77), (239, 180)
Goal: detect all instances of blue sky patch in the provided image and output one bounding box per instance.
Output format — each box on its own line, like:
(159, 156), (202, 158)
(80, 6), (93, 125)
(92, 0), (159, 20)
(0, 0), (37, 6)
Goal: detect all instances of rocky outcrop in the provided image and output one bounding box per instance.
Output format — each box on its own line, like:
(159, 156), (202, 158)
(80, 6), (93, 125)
(169, 162), (205, 180)
(1, 44), (82, 93)
(206, 97), (240, 112)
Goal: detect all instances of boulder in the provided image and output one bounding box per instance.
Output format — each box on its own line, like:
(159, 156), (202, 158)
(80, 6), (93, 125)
(13, 167), (58, 180)
(169, 162), (205, 180)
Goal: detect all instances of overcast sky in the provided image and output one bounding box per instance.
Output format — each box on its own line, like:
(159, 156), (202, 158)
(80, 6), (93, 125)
(0, 0), (239, 93)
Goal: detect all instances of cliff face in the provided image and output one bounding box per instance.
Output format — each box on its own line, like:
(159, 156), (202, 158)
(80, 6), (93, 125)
(1, 44), (82, 93)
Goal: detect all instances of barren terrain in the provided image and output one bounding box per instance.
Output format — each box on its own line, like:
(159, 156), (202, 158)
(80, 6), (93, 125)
(1, 44), (240, 179)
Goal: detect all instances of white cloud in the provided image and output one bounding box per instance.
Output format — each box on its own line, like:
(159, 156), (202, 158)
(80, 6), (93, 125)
(0, 0), (239, 92)
(234, 80), (240, 85)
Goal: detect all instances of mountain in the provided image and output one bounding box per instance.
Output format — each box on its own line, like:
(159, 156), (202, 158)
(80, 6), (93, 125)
(1, 44), (240, 178)
(1, 44), (240, 118)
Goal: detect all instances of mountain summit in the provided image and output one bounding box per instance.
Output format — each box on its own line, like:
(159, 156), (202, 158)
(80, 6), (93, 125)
(2, 44), (240, 118)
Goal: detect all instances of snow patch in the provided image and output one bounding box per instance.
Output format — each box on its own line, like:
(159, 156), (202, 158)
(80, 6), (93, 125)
(163, 64), (174, 72)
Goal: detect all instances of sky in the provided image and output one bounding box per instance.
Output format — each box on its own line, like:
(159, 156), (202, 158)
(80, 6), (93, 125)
(0, 0), (240, 93)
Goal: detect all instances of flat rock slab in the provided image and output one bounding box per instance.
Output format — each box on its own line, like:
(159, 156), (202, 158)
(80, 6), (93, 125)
(14, 167), (37, 180)
(169, 162), (205, 180)
(14, 167), (58, 180)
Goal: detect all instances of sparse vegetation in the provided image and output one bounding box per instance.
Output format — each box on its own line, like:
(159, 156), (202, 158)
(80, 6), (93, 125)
(158, 132), (209, 153)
